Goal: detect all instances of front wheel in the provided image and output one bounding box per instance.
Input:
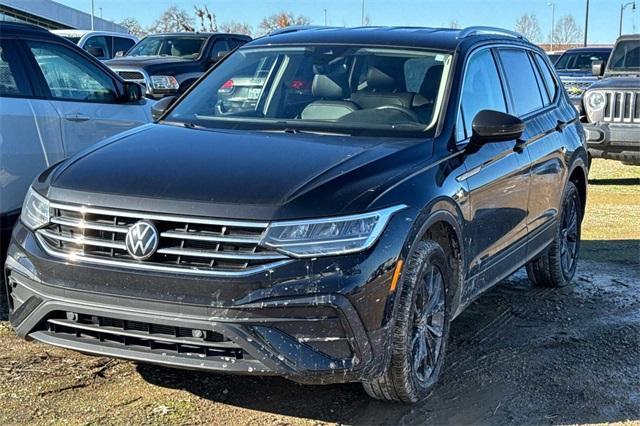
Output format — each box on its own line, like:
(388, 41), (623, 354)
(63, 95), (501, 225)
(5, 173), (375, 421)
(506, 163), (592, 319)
(527, 181), (582, 287)
(362, 240), (451, 403)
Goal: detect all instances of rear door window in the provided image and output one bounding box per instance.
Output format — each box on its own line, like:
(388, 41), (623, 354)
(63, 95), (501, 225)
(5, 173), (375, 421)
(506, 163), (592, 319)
(498, 48), (544, 116)
(0, 40), (32, 97)
(209, 39), (230, 59)
(84, 36), (111, 59)
(113, 37), (135, 56)
(532, 52), (558, 104)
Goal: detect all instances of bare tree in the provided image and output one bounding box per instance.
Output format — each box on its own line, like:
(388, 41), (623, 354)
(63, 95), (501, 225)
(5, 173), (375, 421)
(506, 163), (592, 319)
(258, 12), (310, 35)
(118, 17), (147, 37)
(551, 15), (583, 45)
(149, 6), (195, 33)
(515, 13), (542, 42)
(447, 20), (460, 29)
(194, 4), (217, 32)
(219, 21), (252, 36)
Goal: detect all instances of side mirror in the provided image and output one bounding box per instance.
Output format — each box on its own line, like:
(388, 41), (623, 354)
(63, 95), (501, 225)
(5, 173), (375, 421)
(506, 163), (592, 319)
(124, 82), (143, 102)
(151, 96), (177, 121)
(115, 51), (125, 57)
(86, 46), (105, 58)
(591, 60), (605, 76)
(471, 110), (525, 144)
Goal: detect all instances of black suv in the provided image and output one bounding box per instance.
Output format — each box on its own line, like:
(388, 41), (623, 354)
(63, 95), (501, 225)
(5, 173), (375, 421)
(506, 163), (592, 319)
(582, 34), (639, 165)
(105, 32), (251, 99)
(6, 26), (588, 403)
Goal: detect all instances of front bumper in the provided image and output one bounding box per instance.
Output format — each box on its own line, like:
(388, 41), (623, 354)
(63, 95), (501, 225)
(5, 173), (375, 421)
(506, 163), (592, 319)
(584, 122), (640, 164)
(4, 216), (411, 384)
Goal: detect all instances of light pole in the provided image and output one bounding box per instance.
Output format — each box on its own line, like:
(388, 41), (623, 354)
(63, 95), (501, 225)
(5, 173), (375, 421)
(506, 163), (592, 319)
(361, 0), (365, 26)
(548, 2), (555, 52)
(620, 1), (637, 36)
(90, 0), (95, 30)
(323, 8), (327, 25)
(583, 0), (590, 46)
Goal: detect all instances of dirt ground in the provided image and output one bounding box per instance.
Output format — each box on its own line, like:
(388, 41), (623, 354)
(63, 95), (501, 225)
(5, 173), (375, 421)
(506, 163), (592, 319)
(0, 159), (638, 425)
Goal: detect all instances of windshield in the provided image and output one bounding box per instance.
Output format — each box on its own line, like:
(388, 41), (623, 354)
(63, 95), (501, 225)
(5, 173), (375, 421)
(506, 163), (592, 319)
(126, 36), (207, 58)
(166, 46), (451, 136)
(555, 50), (610, 70)
(608, 40), (640, 71)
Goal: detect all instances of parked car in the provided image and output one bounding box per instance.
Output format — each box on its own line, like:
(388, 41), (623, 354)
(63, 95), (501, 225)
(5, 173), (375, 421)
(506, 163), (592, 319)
(546, 50), (564, 65)
(51, 30), (138, 61)
(0, 22), (154, 263)
(554, 46), (612, 108)
(582, 35), (639, 165)
(105, 32), (251, 99)
(6, 26), (588, 403)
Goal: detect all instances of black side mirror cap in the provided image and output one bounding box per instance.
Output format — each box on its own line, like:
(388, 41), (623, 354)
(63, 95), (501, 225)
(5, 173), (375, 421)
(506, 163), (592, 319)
(471, 110), (525, 144)
(151, 96), (178, 121)
(592, 60), (605, 76)
(124, 82), (143, 102)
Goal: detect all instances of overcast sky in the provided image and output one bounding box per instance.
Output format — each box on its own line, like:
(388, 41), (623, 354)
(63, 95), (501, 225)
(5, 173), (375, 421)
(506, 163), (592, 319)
(56, 0), (638, 43)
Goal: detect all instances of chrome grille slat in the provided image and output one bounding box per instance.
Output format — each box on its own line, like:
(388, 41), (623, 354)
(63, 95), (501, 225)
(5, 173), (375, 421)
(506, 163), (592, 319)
(51, 216), (129, 233)
(40, 229), (126, 250)
(37, 203), (291, 276)
(156, 247), (286, 261)
(160, 230), (262, 244)
(602, 90), (639, 123)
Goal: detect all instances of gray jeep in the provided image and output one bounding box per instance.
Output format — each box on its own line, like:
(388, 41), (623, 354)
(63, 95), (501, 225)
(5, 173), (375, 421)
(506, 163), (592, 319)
(581, 34), (640, 165)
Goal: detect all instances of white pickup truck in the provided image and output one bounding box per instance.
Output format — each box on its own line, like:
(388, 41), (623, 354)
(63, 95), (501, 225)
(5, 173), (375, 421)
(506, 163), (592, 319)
(51, 29), (139, 61)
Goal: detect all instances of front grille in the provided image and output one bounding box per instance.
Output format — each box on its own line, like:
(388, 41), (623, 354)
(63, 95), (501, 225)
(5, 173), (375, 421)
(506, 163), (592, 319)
(562, 80), (593, 97)
(37, 203), (290, 276)
(603, 91), (640, 123)
(117, 70), (145, 81)
(42, 312), (247, 361)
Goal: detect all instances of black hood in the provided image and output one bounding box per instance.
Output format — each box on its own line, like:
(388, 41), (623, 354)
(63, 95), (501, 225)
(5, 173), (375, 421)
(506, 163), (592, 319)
(44, 124), (433, 220)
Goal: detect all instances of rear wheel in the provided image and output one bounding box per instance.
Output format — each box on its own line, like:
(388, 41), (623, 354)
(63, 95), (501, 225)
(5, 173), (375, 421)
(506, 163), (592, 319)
(362, 240), (451, 403)
(527, 181), (582, 287)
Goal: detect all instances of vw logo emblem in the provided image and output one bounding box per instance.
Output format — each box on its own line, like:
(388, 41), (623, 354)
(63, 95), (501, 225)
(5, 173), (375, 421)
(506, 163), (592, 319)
(125, 220), (159, 260)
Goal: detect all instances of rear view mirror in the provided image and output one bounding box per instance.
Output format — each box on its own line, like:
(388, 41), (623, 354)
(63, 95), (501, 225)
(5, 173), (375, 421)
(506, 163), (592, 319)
(471, 110), (525, 144)
(86, 47), (105, 58)
(591, 60), (605, 76)
(151, 96), (178, 121)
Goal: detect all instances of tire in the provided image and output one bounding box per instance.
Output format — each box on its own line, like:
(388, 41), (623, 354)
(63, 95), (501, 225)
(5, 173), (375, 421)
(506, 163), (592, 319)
(362, 240), (451, 403)
(526, 181), (582, 287)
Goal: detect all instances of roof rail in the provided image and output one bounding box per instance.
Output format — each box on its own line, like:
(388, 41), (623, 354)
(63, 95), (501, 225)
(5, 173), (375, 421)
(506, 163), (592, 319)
(268, 25), (333, 36)
(459, 26), (528, 41)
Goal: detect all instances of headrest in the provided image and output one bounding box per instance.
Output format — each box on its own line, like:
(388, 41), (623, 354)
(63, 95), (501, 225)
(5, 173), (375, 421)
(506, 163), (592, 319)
(312, 72), (349, 99)
(366, 66), (397, 90)
(419, 64), (444, 98)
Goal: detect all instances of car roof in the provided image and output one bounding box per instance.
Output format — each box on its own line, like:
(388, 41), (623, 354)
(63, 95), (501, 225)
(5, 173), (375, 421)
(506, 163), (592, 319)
(51, 29), (137, 38)
(617, 34), (640, 41)
(145, 32), (250, 38)
(247, 26), (531, 51)
(0, 21), (50, 37)
(562, 46), (612, 53)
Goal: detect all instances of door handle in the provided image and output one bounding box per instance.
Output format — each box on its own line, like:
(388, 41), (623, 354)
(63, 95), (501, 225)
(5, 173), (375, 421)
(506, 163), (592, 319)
(64, 113), (91, 122)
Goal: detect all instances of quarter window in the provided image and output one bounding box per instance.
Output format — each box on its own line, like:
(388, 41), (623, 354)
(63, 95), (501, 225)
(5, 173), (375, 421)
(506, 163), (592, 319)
(113, 37), (135, 56)
(210, 39), (230, 59)
(533, 52), (558, 103)
(458, 49), (507, 140)
(498, 48), (544, 116)
(27, 41), (117, 102)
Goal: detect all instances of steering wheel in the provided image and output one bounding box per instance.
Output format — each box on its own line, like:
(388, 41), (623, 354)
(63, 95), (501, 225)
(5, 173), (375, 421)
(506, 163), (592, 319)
(375, 105), (421, 123)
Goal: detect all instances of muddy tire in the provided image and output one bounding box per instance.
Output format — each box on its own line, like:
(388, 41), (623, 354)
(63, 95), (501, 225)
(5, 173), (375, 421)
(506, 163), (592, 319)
(527, 181), (582, 288)
(362, 240), (451, 403)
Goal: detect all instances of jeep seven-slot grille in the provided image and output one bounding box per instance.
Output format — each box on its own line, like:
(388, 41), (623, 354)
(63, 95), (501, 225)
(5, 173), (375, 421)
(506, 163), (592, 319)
(603, 90), (640, 123)
(42, 312), (247, 360)
(36, 204), (289, 275)
(562, 80), (592, 96)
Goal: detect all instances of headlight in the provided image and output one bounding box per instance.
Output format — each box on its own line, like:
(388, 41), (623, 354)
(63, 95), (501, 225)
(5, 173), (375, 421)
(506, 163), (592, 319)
(587, 91), (605, 110)
(21, 187), (50, 230)
(150, 75), (179, 90)
(262, 205), (406, 258)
